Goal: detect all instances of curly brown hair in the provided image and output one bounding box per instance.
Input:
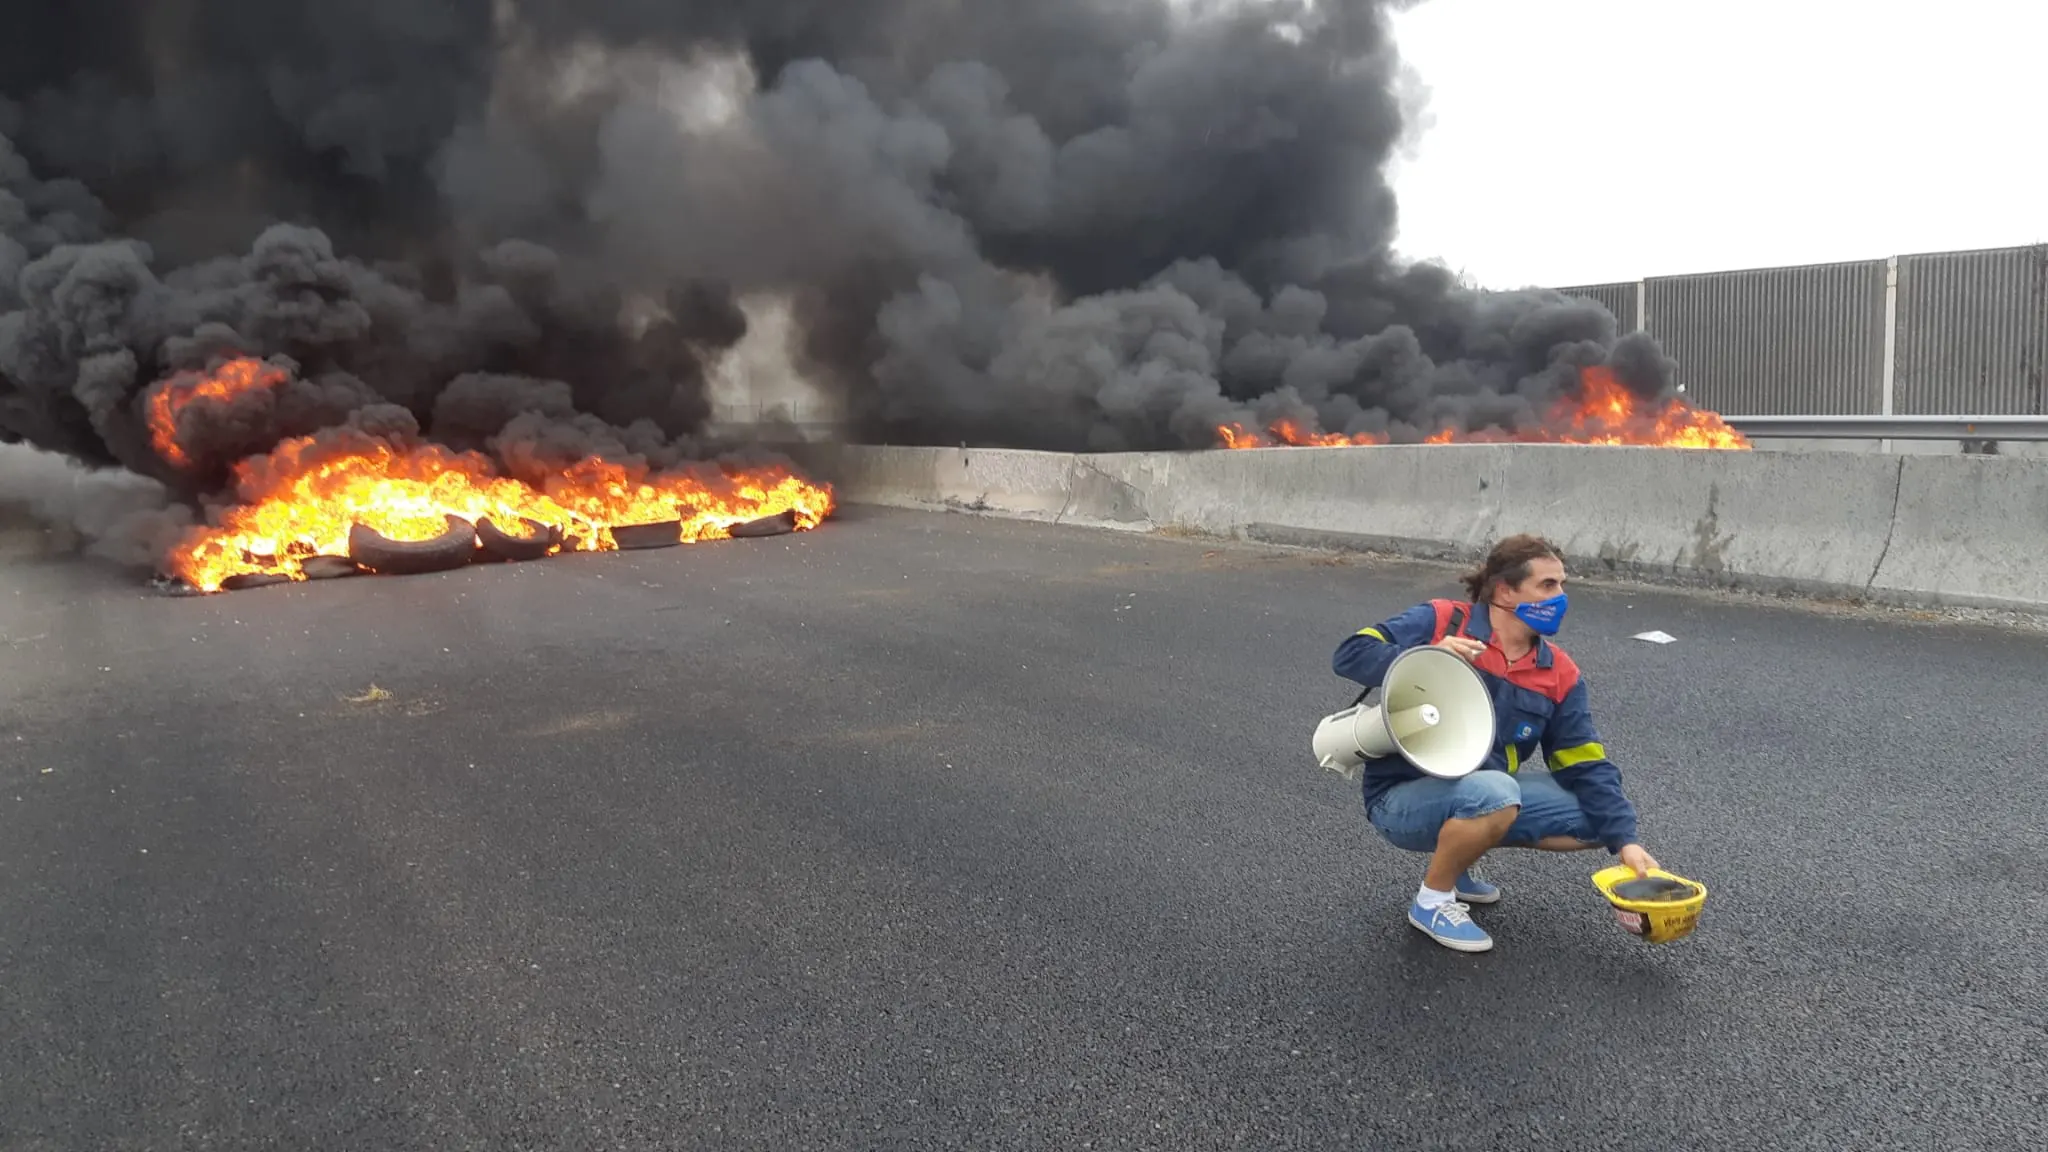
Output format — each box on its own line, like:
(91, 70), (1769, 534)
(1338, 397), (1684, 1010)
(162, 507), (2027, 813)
(1461, 534), (1565, 602)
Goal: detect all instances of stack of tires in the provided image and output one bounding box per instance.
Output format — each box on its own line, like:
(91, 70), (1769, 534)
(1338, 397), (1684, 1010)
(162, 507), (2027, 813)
(347, 514), (565, 575)
(217, 507), (808, 592)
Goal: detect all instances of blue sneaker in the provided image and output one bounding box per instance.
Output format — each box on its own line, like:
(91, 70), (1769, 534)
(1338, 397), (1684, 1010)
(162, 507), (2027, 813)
(1408, 899), (1494, 952)
(1455, 870), (1501, 904)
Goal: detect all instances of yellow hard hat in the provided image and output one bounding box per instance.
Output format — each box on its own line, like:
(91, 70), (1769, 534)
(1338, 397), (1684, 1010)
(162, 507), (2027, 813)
(1591, 866), (1708, 944)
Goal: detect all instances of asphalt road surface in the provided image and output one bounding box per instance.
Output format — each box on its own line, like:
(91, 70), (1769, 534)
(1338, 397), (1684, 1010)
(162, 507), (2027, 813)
(3, 505), (2044, 1151)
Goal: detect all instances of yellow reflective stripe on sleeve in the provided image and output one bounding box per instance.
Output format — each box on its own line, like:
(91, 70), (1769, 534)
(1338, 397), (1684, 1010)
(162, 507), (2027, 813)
(1547, 742), (1607, 771)
(1505, 743), (1520, 775)
(1354, 627), (1387, 641)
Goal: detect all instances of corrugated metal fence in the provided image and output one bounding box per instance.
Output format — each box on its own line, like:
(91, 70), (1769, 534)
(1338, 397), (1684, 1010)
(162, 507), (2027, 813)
(1555, 243), (2048, 415)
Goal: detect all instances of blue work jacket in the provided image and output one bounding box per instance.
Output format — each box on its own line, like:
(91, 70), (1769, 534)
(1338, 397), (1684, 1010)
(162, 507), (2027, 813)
(1330, 598), (1639, 852)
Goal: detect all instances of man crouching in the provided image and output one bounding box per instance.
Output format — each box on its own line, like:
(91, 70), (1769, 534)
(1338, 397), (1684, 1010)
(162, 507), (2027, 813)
(1333, 534), (1660, 953)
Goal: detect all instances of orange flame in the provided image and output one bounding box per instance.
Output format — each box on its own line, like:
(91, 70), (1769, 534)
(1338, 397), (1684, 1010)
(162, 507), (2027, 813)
(1535, 365), (1751, 449)
(1213, 419), (1390, 449)
(166, 437), (836, 593)
(1216, 423), (1262, 449)
(1215, 366), (1750, 450)
(147, 358), (291, 467)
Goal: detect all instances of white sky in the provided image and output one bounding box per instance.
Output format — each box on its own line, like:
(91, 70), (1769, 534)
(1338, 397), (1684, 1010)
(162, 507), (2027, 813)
(1382, 0), (2048, 289)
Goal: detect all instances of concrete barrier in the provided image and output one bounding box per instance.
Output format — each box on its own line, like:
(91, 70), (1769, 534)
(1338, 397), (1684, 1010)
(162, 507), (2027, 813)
(799, 442), (2048, 616)
(796, 444), (1072, 522)
(795, 443), (1153, 527)
(1484, 446), (1904, 601)
(1873, 455), (2048, 611)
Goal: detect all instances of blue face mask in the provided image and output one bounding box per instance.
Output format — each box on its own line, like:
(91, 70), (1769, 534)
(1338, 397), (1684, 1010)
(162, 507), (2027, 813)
(1512, 593), (1568, 636)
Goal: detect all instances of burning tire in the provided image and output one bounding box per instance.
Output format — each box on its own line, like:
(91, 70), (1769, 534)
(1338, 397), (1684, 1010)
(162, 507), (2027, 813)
(347, 515), (479, 576)
(476, 516), (561, 562)
(728, 509), (799, 539)
(221, 572), (295, 591)
(611, 519), (681, 550)
(301, 555), (364, 580)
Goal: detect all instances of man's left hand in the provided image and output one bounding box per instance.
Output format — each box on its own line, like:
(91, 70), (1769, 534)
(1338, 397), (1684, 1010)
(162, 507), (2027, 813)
(1618, 843), (1660, 877)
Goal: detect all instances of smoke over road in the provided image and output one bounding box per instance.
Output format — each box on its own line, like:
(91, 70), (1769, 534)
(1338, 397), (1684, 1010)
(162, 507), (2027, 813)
(2, 0), (1692, 568)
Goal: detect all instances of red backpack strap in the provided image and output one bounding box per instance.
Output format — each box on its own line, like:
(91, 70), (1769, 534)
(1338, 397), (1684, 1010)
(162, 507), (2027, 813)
(1428, 599), (1472, 643)
(1348, 599), (1468, 707)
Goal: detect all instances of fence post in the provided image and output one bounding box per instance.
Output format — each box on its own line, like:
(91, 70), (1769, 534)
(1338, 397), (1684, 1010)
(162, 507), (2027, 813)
(1881, 256), (1899, 452)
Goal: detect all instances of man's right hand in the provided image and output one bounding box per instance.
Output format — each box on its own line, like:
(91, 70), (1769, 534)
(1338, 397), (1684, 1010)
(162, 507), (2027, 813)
(1618, 843), (1661, 878)
(1434, 636), (1486, 662)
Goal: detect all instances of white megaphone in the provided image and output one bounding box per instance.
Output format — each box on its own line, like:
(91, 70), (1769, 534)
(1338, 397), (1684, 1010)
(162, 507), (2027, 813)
(1312, 645), (1497, 782)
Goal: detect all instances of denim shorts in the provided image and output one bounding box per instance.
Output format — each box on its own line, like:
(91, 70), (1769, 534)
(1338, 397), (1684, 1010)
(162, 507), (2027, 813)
(1366, 768), (1593, 853)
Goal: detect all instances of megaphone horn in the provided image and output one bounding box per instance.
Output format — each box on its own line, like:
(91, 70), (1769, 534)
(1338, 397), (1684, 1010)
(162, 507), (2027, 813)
(1312, 645), (1497, 782)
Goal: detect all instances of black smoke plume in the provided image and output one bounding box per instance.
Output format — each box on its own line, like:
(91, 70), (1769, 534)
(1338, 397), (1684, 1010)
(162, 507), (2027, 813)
(1, 0), (1676, 558)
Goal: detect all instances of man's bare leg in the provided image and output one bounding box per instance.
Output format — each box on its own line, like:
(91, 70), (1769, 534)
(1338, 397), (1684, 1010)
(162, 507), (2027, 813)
(1422, 805), (1519, 891)
(1523, 835), (1602, 852)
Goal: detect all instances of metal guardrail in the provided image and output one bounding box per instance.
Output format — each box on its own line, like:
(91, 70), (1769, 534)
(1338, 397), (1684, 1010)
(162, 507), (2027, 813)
(716, 414), (2048, 443)
(1724, 415), (2048, 440)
